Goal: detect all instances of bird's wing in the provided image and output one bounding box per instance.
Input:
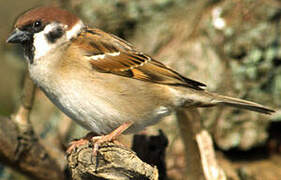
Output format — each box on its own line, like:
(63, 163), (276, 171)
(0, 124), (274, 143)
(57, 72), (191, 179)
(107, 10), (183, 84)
(74, 28), (206, 90)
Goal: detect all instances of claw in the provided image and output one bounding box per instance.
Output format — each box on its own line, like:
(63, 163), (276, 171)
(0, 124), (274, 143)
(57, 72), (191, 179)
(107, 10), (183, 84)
(66, 138), (89, 154)
(91, 136), (105, 156)
(91, 122), (133, 155)
(66, 122), (133, 156)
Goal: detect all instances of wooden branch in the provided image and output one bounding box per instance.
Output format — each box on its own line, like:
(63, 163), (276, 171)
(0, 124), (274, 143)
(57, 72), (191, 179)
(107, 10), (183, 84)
(196, 130), (226, 180)
(12, 72), (35, 133)
(176, 108), (226, 180)
(0, 72), (65, 180)
(0, 116), (64, 180)
(176, 108), (206, 179)
(67, 141), (159, 180)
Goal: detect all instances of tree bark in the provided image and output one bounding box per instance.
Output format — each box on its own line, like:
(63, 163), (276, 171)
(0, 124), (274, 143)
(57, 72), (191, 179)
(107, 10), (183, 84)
(67, 141), (159, 180)
(0, 116), (64, 180)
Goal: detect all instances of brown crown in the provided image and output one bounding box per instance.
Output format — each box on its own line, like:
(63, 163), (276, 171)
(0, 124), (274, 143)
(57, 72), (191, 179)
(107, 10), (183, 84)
(15, 6), (80, 29)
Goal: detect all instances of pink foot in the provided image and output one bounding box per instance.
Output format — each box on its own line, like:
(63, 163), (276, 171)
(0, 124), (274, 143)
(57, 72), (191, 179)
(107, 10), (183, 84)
(67, 138), (89, 154)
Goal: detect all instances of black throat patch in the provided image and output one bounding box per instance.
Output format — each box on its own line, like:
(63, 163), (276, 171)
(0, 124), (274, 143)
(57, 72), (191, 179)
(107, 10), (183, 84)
(23, 37), (35, 64)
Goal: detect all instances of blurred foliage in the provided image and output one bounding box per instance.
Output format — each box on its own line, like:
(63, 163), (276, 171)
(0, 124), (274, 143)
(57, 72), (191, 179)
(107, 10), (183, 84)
(198, 0), (281, 150)
(70, 0), (178, 38)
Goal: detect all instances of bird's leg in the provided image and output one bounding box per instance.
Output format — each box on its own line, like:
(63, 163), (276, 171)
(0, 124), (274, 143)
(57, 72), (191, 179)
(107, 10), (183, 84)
(66, 132), (97, 154)
(91, 121), (133, 155)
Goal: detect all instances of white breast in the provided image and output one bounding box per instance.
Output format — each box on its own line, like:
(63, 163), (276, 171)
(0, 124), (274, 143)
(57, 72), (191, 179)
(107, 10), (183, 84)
(30, 67), (174, 135)
(39, 77), (125, 134)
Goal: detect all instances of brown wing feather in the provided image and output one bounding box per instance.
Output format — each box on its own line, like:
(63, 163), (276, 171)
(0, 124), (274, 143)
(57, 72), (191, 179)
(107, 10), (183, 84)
(76, 28), (206, 90)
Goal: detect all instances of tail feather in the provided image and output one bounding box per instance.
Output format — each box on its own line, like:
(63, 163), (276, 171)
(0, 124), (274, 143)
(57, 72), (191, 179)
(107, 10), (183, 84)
(211, 93), (275, 115)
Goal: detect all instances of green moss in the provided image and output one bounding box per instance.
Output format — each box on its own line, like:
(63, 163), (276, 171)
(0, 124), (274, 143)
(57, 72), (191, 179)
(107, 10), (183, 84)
(246, 49), (263, 65)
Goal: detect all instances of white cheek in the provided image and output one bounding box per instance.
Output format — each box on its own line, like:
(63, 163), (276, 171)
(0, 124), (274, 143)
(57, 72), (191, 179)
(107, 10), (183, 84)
(32, 21), (84, 61)
(33, 30), (54, 60)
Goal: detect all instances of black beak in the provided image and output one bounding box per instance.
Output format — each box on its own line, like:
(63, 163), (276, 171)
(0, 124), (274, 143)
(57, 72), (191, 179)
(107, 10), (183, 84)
(6, 29), (32, 44)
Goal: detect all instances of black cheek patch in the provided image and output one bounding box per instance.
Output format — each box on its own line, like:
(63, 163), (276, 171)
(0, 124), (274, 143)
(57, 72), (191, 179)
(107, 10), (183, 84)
(46, 27), (64, 43)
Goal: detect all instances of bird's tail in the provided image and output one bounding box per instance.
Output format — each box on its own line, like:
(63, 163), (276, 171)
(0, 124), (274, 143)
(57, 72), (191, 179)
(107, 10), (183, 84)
(185, 91), (275, 115)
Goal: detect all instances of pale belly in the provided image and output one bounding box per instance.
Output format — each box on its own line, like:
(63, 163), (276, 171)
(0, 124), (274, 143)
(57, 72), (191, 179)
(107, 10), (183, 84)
(38, 74), (174, 135)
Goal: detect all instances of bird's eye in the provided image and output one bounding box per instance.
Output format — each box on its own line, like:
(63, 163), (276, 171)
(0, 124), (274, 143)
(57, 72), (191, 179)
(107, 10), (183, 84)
(33, 20), (42, 28)
(32, 20), (44, 33)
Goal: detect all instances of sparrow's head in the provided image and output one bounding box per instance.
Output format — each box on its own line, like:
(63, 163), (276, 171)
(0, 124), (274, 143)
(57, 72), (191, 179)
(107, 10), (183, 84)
(7, 6), (84, 63)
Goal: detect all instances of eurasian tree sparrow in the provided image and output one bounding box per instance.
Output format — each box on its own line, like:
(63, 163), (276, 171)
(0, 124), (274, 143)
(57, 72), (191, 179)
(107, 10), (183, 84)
(7, 6), (274, 152)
